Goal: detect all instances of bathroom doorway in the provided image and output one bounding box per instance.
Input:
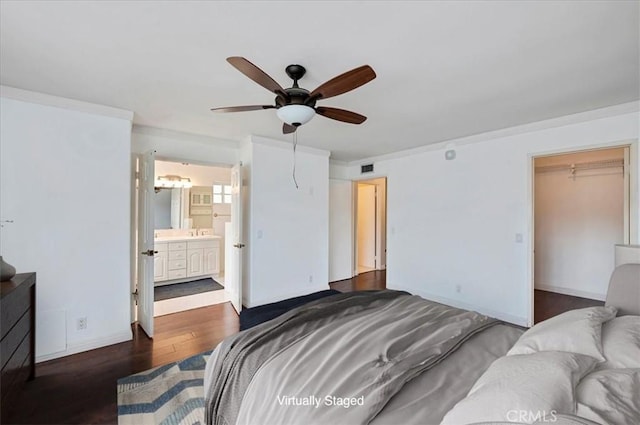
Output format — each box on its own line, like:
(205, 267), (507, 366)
(151, 159), (233, 316)
(132, 155), (241, 335)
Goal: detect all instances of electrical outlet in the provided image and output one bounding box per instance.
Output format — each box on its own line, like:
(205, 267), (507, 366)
(77, 317), (87, 330)
(456, 285), (462, 294)
(309, 275), (313, 284)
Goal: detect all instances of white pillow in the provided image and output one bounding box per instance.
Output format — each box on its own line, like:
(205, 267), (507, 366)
(576, 368), (640, 425)
(507, 306), (617, 361)
(440, 352), (597, 425)
(599, 316), (640, 369)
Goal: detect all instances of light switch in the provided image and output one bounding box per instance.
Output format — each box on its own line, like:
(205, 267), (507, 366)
(515, 233), (523, 243)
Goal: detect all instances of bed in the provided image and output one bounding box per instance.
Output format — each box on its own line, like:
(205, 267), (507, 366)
(204, 264), (640, 425)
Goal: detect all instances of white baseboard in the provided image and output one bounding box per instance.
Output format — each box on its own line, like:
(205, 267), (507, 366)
(535, 284), (606, 301)
(36, 330), (133, 363)
(393, 286), (529, 327)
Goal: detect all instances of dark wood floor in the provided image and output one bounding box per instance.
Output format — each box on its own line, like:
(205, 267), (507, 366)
(329, 269), (386, 292)
(534, 289), (604, 323)
(5, 271), (602, 424)
(4, 303), (239, 425)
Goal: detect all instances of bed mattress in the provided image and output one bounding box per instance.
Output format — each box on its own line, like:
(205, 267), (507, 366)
(204, 290), (523, 425)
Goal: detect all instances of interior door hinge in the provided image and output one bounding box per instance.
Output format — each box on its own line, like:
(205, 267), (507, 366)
(132, 289), (139, 305)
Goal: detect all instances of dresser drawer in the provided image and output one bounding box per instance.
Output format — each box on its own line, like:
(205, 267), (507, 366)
(1, 310), (31, 371)
(168, 242), (187, 251)
(169, 250), (186, 260)
(168, 259), (186, 271)
(1, 273), (36, 423)
(168, 269), (187, 280)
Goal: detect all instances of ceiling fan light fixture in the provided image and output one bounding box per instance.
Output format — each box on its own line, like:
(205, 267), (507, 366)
(276, 104), (315, 126)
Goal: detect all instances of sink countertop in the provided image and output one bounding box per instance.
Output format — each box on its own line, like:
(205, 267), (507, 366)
(154, 235), (221, 243)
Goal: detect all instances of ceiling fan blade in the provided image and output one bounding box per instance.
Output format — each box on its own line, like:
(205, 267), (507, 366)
(227, 57), (287, 97)
(309, 65), (376, 101)
(283, 123), (297, 134)
(210, 105), (275, 113)
(316, 106), (367, 124)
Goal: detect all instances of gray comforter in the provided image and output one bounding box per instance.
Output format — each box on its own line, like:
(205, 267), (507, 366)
(204, 290), (503, 425)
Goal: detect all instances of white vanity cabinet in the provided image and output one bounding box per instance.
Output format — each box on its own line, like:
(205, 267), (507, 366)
(154, 237), (221, 285)
(203, 245), (220, 275)
(187, 248), (203, 277)
(187, 239), (220, 277)
(167, 242), (187, 280)
(154, 243), (168, 281)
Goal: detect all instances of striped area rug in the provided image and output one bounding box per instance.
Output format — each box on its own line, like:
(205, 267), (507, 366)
(117, 351), (212, 425)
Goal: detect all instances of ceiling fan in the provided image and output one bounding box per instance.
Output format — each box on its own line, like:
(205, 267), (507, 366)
(211, 57), (376, 134)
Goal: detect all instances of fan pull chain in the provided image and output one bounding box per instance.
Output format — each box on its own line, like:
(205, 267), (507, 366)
(292, 130), (299, 189)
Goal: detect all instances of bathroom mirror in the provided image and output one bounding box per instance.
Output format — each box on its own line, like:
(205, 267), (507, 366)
(154, 187), (189, 229)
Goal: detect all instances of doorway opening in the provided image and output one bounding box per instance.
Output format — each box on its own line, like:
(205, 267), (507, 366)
(354, 178), (387, 276)
(132, 153), (243, 338)
(532, 146), (631, 323)
(151, 159), (232, 317)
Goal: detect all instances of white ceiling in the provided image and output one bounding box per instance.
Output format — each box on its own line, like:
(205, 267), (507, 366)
(1, 1), (638, 162)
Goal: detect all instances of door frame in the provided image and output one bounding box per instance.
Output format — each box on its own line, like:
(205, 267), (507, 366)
(352, 177), (388, 277)
(130, 154), (238, 324)
(527, 139), (638, 327)
(356, 183), (377, 272)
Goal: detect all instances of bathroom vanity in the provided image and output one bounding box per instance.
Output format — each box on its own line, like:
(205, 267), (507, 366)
(153, 236), (221, 286)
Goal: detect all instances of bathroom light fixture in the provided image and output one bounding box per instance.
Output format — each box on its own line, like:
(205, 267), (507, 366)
(276, 104), (316, 126)
(155, 175), (193, 189)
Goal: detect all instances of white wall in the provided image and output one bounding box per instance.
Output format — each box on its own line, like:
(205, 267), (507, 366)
(244, 136), (330, 306)
(131, 125), (239, 166)
(534, 148), (625, 300)
(329, 179), (353, 282)
(0, 92), (133, 361)
(337, 106), (639, 326)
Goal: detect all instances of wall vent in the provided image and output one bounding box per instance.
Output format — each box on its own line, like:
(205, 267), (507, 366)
(361, 164), (374, 174)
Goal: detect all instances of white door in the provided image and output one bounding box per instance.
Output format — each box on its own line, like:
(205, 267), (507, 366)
(229, 163), (244, 313)
(357, 184), (377, 271)
(136, 150), (155, 338)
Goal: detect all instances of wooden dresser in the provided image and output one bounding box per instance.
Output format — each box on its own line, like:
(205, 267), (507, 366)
(1, 273), (36, 422)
